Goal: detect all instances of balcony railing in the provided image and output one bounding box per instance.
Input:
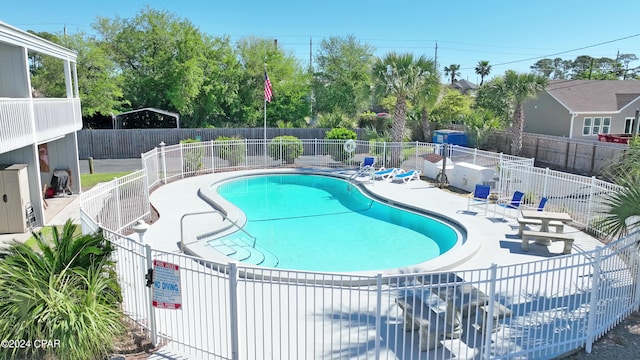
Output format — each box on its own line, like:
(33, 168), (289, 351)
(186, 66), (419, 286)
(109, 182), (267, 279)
(0, 97), (82, 153)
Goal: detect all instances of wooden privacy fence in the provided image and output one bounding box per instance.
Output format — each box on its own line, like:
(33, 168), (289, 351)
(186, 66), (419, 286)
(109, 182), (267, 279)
(78, 128), (626, 176)
(487, 130), (627, 176)
(77, 128), (365, 160)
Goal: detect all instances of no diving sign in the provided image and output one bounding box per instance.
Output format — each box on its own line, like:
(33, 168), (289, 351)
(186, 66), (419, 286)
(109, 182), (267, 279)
(152, 260), (182, 309)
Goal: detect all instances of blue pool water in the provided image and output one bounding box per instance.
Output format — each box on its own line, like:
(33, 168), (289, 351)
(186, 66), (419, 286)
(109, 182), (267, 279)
(209, 174), (460, 272)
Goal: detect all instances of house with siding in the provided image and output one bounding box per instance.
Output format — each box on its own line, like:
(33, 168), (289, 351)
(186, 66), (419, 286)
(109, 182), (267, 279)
(523, 80), (640, 139)
(0, 21), (82, 231)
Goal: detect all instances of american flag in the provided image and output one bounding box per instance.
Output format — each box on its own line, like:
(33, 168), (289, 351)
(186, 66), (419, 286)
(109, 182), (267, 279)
(264, 71), (273, 102)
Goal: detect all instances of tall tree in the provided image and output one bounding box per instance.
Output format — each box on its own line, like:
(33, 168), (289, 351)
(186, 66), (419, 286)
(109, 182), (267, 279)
(444, 64), (461, 84)
(27, 31), (127, 118)
(67, 32), (128, 117)
(373, 52), (435, 154)
(313, 35), (375, 118)
(618, 53), (639, 80)
(474, 60), (492, 85)
(95, 8), (241, 127)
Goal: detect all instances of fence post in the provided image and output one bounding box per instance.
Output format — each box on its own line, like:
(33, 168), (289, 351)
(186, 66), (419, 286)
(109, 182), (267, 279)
(543, 167), (549, 198)
(374, 274), (382, 360)
(634, 236), (640, 308)
(114, 178), (122, 231)
(473, 147), (477, 165)
(160, 142), (167, 184)
(586, 176), (596, 230)
(145, 244), (158, 346)
(482, 264), (498, 359)
(228, 262), (240, 360)
(180, 142), (185, 178)
(585, 247), (602, 353)
(383, 142), (387, 167)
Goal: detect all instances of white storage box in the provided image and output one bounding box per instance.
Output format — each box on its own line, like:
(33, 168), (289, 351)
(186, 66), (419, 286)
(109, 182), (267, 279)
(450, 162), (495, 192)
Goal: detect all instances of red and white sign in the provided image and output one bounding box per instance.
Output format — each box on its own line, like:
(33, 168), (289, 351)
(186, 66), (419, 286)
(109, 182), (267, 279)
(152, 260), (182, 309)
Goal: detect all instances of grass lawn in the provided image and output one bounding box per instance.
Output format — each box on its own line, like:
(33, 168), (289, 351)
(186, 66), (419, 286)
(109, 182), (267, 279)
(80, 172), (132, 191)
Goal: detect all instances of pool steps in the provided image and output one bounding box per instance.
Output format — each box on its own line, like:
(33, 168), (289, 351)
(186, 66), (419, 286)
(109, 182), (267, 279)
(206, 235), (279, 268)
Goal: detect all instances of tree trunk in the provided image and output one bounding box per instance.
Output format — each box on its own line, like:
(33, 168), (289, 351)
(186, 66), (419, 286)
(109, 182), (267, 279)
(420, 106), (431, 142)
(391, 95), (407, 166)
(511, 104), (524, 156)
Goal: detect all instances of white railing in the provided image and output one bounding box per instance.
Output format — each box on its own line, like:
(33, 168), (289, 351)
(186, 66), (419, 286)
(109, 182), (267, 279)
(33, 98), (83, 142)
(79, 170), (150, 233)
(0, 97), (82, 152)
(81, 139), (640, 359)
(0, 98), (32, 153)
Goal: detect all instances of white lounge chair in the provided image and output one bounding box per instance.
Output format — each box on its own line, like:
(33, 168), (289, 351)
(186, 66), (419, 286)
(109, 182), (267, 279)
(393, 169), (421, 183)
(372, 167), (399, 180)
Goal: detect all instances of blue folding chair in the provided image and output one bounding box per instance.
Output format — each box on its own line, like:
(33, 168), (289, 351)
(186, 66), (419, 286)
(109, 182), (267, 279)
(494, 191), (525, 217)
(467, 184), (491, 215)
(360, 156), (375, 170)
(536, 197), (548, 211)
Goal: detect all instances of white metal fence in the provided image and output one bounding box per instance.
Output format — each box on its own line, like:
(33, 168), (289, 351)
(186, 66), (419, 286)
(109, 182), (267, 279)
(80, 139), (640, 359)
(497, 163), (622, 238)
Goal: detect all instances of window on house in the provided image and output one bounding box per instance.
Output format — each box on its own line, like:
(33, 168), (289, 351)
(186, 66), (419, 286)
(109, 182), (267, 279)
(592, 117), (602, 135)
(582, 118), (592, 136)
(602, 117), (611, 134)
(583, 117), (611, 135)
(625, 118), (635, 133)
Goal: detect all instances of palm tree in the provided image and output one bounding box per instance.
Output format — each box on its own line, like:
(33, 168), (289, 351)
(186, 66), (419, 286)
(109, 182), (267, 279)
(500, 70), (547, 155)
(373, 53), (435, 164)
(373, 53), (434, 141)
(0, 220), (125, 359)
(475, 60), (492, 85)
(598, 139), (640, 239)
(415, 74), (441, 142)
(444, 64), (461, 84)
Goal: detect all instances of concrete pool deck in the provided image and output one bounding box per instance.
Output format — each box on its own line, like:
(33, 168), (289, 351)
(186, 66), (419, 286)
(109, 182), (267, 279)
(140, 169), (607, 359)
(144, 168), (603, 271)
(0, 167), (607, 359)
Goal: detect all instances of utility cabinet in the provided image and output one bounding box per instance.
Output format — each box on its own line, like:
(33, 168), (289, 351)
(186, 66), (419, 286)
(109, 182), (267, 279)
(0, 164), (31, 234)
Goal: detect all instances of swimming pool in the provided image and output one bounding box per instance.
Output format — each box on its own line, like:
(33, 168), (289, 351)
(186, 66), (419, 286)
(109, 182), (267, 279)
(208, 174), (462, 272)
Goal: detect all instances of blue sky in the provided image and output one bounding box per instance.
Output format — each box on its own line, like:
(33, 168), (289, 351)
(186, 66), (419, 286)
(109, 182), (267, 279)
(3, 0), (639, 82)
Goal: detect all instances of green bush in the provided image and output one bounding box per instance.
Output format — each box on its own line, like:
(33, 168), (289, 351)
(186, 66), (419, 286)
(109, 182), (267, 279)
(180, 138), (204, 173)
(325, 127), (357, 140)
(214, 136), (246, 166)
(325, 128), (357, 162)
(270, 135), (304, 164)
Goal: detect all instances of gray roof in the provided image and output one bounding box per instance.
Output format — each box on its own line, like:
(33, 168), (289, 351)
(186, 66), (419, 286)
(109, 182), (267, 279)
(546, 80), (640, 113)
(452, 79), (478, 91)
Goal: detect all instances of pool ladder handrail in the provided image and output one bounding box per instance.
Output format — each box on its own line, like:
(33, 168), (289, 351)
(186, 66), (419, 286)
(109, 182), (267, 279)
(214, 209), (257, 248)
(180, 210), (257, 252)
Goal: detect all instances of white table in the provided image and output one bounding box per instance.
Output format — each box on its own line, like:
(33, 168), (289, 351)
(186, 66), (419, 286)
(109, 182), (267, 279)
(520, 210), (572, 245)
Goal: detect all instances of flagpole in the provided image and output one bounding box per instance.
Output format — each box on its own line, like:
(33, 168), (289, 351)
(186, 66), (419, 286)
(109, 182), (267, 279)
(263, 63), (268, 166)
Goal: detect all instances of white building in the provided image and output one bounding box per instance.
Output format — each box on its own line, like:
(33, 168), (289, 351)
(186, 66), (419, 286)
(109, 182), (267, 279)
(0, 21), (82, 231)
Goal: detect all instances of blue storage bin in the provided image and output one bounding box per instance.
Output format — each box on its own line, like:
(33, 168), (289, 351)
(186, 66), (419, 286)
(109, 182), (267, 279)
(432, 130), (468, 146)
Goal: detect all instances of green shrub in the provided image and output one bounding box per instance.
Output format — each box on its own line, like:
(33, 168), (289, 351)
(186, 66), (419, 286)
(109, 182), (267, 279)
(325, 127), (357, 140)
(180, 138), (204, 173)
(325, 128), (357, 162)
(214, 136), (246, 166)
(270, 135), (304, 164)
